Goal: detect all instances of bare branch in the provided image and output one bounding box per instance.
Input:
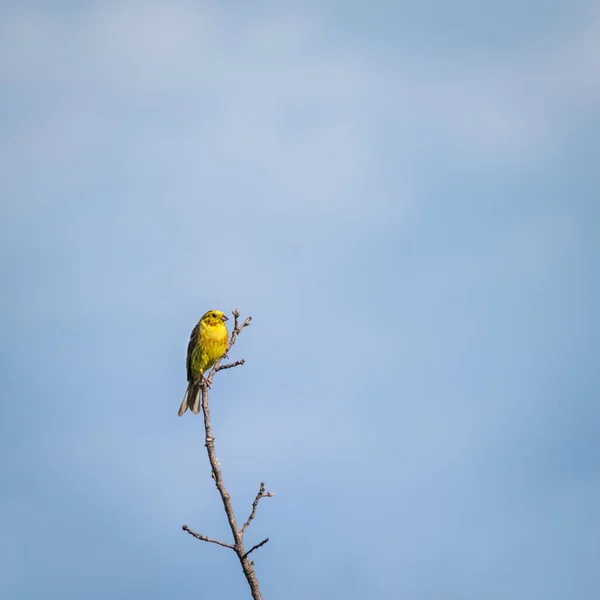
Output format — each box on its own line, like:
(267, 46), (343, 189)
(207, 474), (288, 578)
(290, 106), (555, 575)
(241, 482), (274, 536)
(181, 311), (270, 600)
(243, 538), (270, 559)
(181, 525), (235, 550)
(216, 359), (245, 372)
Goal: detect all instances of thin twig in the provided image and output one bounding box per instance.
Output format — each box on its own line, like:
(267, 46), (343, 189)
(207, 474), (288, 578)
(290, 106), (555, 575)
(181, 525), (235, 550)
(216, 359), (245, 372)
(241, 482), (274, 536)
(243, 538), (270, 559)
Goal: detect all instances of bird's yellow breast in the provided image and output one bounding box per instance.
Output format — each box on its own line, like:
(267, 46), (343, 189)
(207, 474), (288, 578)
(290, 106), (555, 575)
(189, 321), (228, 378)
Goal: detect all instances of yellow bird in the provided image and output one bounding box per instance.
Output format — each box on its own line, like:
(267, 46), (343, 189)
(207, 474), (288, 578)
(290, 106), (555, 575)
(178, 309), (229, 416)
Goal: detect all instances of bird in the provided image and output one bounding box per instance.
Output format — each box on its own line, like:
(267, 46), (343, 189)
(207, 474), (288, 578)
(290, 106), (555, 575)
(178, 309), (229, 416)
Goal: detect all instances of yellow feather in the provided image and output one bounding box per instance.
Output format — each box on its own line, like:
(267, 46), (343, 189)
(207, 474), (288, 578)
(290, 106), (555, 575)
(178, 310), (229, 416)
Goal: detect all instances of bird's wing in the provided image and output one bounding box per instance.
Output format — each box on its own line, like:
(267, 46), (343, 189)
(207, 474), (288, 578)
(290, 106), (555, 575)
(186, 321), (200, 383)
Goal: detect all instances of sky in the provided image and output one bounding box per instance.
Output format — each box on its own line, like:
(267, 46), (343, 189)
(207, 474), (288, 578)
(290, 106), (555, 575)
(1, 1), (599, 598)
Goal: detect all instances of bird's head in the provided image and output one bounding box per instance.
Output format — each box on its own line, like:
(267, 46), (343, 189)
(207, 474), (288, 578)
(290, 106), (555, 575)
(200, 309), (229, 327)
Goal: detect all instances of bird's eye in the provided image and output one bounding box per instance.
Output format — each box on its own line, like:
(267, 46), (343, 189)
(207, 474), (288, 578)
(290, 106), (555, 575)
(212, 313), (216, 318)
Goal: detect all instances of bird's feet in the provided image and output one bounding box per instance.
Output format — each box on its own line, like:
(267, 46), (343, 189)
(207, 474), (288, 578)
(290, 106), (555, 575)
(201, 374), (212, 389)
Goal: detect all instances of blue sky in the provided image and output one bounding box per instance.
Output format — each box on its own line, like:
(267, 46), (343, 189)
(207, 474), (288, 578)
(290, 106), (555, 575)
(1, 1), (599, 598)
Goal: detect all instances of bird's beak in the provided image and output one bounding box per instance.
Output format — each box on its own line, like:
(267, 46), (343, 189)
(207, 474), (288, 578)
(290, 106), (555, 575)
(222, 315), (229, 321)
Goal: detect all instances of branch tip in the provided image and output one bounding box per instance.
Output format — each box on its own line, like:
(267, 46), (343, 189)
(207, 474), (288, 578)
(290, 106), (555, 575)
(243, 538), (270, 559)
(216, 358), (246, 373)
(181, 525), (235, 550)
(240, 482), (273, 536)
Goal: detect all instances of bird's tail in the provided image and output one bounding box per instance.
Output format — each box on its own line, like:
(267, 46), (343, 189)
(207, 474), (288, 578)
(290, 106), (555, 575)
(177, 382), (201, 416)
